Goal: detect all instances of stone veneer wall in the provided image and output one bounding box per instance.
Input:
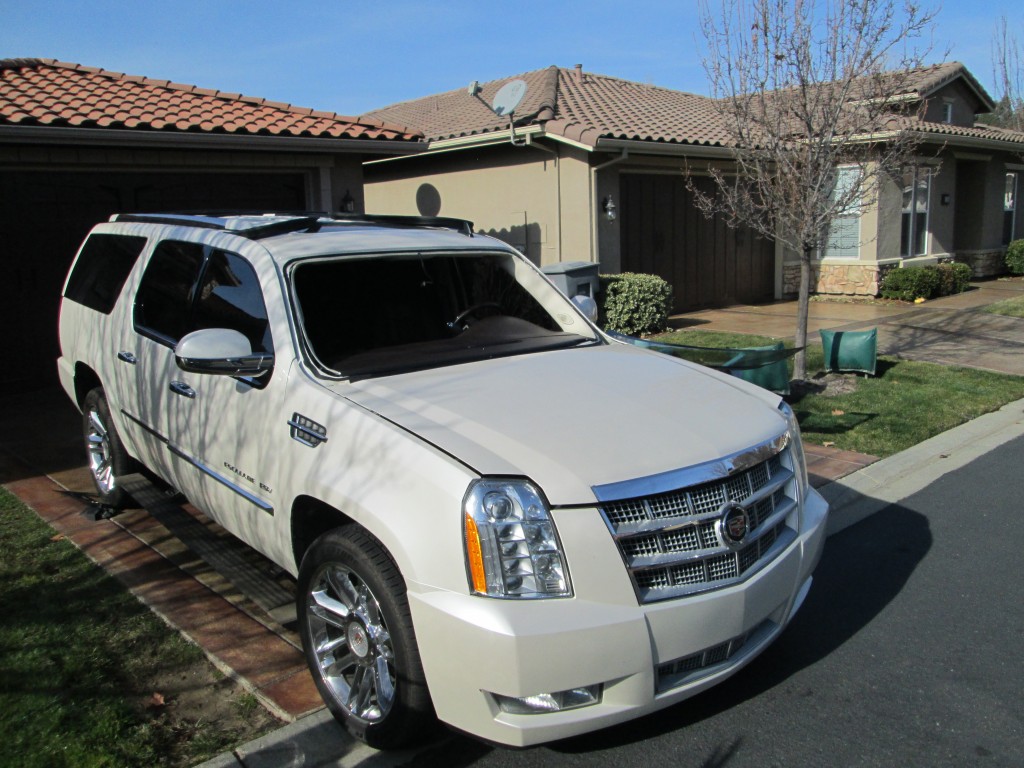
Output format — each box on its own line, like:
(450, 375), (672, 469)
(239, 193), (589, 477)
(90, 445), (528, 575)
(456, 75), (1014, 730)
(954, 250), (1007, 279)
(782, 262), (888, 297)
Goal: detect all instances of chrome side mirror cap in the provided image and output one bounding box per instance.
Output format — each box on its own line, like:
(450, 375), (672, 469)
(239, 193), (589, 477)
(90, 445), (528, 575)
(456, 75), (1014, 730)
(175, 328), (273, 377)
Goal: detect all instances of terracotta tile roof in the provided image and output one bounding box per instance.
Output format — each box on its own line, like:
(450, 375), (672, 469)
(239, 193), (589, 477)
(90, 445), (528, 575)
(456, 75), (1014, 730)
(367, 65), (733, 148)
(894, 61), (995, 108)
(368, 62), (1014, 152)
(0, 58), (422, 141)
(913, 119), (1024, 145)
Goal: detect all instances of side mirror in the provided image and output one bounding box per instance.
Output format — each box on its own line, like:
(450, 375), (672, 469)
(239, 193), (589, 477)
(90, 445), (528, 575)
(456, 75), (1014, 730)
(571, 294), (599, 323)
(175, 328), (273, 378)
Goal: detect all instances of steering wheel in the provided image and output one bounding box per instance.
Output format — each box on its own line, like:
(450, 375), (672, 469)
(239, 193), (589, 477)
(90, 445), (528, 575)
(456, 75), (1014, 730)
(449, 301), (501, 330)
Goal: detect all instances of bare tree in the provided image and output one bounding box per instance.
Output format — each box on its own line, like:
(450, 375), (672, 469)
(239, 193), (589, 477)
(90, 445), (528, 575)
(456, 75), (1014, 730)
(989, 16), (1024, 132)
(694, 0), (938, 381)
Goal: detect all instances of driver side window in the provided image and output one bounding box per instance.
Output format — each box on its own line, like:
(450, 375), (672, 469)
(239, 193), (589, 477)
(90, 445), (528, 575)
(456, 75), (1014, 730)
(134, 240), (272, 355)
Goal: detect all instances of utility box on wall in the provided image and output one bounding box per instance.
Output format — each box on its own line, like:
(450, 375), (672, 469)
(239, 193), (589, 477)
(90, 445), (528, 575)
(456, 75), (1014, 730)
(541, 261), (600, 299)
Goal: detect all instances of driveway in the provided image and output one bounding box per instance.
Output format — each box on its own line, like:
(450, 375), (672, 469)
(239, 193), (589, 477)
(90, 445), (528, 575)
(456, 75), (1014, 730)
(671, 277), (1024, 375)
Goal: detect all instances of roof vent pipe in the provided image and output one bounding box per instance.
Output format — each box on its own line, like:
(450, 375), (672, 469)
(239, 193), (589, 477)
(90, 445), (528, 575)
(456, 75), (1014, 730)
(574, 64), (582, 83)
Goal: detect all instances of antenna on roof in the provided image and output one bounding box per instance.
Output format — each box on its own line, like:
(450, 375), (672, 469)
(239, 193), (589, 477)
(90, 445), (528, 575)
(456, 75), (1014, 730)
(491, 79), (528, 147)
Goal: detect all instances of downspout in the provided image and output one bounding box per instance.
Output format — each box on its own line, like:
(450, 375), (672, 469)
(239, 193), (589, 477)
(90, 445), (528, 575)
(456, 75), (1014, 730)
(590, 149), (628, 263)
(524, 134), (562, 262)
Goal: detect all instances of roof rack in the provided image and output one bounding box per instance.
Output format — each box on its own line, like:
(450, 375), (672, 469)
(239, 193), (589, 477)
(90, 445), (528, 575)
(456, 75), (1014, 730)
(111, 212), (321, 240)
(327, 213), (474, 237)
(111, 211), (475, 238)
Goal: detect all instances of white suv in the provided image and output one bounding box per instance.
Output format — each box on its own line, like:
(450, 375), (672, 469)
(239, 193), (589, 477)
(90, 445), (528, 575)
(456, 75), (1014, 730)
(58, 212), (828, 749)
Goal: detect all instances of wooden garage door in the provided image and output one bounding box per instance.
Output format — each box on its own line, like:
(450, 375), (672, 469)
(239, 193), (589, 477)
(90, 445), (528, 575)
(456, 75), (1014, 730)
(619, 174), (775, 313)
(2, 171), (304, 393)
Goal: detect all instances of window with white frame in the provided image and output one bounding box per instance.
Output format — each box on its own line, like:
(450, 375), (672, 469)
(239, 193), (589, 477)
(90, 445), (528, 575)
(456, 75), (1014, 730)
(822, 165), (861, 259)
(942, 101), (953, 124)
(901, 167), (931, 258)
(1004, 172), (1018, 245)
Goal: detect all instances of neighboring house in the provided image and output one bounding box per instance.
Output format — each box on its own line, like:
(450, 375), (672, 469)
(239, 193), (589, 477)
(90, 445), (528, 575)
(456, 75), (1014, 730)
(363, 62), (1024, 312)
(0, 58), (422, 392)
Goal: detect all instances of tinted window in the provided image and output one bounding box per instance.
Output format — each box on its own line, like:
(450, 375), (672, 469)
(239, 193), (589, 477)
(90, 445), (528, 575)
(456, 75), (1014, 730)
(133, 240), (204, 343)
(193, 251), (272, 354)
(293, 252), (590, 378)
(134, 240), (272, 357)
(64, 234), (147, 314)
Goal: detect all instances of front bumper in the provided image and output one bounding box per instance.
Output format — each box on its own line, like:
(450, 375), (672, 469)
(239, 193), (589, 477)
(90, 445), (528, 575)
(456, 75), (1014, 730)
(408, 486), (828, 746)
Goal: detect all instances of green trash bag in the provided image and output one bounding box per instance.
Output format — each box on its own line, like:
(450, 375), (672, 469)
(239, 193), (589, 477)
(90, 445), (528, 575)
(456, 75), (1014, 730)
(725, 341), (791, 395)
(820, 328), (877, 375)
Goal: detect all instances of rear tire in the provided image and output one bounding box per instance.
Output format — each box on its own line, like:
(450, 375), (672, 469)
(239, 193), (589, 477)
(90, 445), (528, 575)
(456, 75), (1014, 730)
(297, 527), (434, 749)
(82, 387), (137, 508)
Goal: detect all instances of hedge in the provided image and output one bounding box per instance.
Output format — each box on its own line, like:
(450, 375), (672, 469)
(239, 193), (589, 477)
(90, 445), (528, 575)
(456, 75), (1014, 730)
(1007, 239), (1024, 275)
(879, 262), (972, 301)
(599, 273), (673, 335)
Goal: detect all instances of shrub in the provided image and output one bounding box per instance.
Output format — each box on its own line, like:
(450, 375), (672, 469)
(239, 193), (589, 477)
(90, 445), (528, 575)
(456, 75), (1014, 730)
(935, 262), (972, 295)
(1007, 239), (1024, 275)
(879, 266), (941, 301)
(880, 262), (972, 301)
(599, 273), (673, 335)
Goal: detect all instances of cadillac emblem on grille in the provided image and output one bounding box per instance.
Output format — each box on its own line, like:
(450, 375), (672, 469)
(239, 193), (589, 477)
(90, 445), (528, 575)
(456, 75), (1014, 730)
(719, 502), (750, 547)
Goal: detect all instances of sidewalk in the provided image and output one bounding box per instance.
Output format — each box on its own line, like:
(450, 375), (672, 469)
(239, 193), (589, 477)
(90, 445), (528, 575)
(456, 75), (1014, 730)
(670, 277), (1024, 375)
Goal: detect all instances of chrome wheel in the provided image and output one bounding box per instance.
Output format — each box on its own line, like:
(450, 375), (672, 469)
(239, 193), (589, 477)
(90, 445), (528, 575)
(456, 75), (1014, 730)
(306, 563), (396, 724)
(85, 407), (116, 496)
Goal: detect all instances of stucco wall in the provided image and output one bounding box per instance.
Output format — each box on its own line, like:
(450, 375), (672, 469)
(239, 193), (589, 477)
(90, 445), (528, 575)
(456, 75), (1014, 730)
(364, 142), (593, 267)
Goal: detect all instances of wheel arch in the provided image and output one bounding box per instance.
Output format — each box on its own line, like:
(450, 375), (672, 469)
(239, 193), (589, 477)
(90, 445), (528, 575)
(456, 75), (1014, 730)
(73, 362), (102, 408)
(290, 495), (356, 571)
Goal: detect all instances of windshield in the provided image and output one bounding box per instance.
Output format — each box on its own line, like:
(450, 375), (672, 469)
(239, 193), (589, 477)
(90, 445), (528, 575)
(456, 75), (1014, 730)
(291, 250), (598, 378)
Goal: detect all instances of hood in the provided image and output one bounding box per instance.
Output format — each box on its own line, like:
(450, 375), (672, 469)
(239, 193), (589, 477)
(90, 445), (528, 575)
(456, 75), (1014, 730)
(336, 342), (786, 505)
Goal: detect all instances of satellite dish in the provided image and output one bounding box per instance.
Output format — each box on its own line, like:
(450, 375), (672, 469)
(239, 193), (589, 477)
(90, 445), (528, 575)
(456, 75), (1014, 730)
(492, 79), (527, 117)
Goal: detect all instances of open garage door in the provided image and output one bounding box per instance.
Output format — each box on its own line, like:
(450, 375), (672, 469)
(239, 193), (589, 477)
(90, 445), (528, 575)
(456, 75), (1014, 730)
(619, 174), (775, 313)
(2, 171), (305, 392)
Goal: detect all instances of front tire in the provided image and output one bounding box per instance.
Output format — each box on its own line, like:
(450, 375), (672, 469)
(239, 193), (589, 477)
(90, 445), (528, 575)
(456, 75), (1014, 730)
(82, 387), (136, 508)
(297, 527), (434, 749)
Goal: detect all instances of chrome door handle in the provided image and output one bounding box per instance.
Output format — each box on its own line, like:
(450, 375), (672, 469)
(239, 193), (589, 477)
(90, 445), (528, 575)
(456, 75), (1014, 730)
(117, 351), (137, 365)
(169, 381), (196, 399)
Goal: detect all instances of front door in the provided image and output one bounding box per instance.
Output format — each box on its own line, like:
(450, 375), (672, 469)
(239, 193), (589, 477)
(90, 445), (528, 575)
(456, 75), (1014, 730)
(129, 239), (284, 559)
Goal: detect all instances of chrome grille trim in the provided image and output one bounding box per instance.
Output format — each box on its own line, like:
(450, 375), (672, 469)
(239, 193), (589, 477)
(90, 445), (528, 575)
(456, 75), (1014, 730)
(656, 618), (777, 693)
(599, 444), (799, 604)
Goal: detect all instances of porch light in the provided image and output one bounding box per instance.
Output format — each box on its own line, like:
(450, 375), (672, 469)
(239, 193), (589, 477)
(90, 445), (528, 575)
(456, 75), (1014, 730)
(603, 195), (617, 221)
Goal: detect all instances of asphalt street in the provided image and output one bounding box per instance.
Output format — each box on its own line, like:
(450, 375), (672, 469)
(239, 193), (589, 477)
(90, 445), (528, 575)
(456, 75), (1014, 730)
(370, 436), (1024, 768)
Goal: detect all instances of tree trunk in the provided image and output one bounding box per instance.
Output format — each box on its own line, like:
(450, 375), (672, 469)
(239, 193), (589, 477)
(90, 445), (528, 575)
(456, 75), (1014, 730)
(793, 248), (813, 381)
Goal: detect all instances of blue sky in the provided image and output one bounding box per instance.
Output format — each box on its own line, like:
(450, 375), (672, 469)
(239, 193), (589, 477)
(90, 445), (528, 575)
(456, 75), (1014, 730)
(3, 1), (1021, 117)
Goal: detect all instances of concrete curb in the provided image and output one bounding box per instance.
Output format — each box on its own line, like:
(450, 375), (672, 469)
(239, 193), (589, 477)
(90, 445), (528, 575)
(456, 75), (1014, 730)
(821, 396), (1024, 536)
(199, 397), (1024, 767)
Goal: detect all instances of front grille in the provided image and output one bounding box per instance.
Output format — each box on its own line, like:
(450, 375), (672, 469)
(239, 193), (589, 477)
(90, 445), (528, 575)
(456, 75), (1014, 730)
(601, 451), (798, 604)
(656, 619), (776, 692)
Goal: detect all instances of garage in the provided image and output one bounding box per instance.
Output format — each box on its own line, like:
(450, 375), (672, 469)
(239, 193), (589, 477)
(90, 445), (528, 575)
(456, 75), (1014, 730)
(2, 170), (306, 392)
(619, 173), (775, 313)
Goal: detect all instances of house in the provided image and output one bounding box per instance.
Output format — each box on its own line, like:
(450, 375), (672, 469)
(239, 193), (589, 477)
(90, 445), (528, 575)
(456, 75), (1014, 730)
(0, 58), (423, 391)
(363, 63), (1024, 311)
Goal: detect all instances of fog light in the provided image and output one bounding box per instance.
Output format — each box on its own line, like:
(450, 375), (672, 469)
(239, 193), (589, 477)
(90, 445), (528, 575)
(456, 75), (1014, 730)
(493, 685), (601, 715)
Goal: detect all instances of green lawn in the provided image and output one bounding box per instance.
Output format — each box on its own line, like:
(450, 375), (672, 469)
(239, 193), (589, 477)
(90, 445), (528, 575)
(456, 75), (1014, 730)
(654, 329), (1024, 457)
(982, 294), (1024, 318)
(0, 488), (275, 767)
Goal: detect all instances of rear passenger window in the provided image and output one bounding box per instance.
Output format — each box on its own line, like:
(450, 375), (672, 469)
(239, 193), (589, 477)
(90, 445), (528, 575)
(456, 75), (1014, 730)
(64, 234), (147, 314)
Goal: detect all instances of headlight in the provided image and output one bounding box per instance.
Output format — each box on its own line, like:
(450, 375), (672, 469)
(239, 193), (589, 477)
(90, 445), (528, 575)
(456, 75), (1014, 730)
(463, 478), (572, 598)
(779, 401), (808, 498)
